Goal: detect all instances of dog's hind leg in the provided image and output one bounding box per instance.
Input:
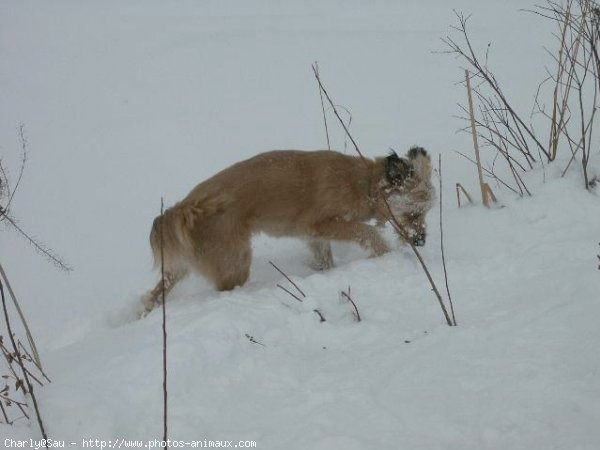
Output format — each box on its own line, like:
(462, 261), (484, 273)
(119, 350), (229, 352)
(141, 269), (187, 314)
(214, 241), (252, 291)
(199, 233), (252, 291)
(307, 239), (334, 270)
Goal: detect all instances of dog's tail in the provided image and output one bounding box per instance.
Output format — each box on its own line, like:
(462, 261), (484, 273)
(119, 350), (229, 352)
(149, 194), (230, 271)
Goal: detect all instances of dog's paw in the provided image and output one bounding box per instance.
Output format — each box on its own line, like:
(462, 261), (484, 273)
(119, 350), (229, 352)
(309, 258), (334, 271)
(369, 241), (390, 257)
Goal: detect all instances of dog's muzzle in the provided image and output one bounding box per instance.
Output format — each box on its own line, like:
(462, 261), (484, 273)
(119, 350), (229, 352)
(412, 235), (426, 247)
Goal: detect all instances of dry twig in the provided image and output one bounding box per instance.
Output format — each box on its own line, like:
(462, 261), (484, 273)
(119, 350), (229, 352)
(276, 284), (304, 303)
(0, 125), (72, 271)
(269, 261), (306, 298)
(314, 62), (331, 150)
(455, 183), (474, 207)
(341, 287), (361, 322)
(442, 11), (549, 162)
(270, 261), (326, 321)
(465, 70), (491, 207)
(245, 334), (266, 347)
(439, 156), (457, 326)
(159, 198), (168, 449)
(1, 280), (48, 442)
(313, 309), (326, 323)
(0, 264), (42, 370)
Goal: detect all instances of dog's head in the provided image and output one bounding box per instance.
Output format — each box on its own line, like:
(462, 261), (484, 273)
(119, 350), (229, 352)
(382, 146), (435, 246)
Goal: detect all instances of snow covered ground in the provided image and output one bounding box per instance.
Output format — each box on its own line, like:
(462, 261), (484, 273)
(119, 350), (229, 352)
(1, 1), (599, 449)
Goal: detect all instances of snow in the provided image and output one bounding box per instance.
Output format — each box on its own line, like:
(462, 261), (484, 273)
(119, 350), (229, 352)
(1, 1), (600, 449)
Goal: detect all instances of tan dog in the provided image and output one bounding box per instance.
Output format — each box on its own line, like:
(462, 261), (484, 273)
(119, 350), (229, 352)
(142, 147), (434, 312)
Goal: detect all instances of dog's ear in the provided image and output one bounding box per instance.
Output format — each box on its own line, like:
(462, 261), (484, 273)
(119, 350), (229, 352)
(407, 146), (429, 160)
(406, 146), (432, 179)
(385, 151), (412, 185)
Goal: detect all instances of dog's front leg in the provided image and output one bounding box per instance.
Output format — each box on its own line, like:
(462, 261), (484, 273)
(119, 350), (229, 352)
(307, 239), (334, 270)
(313, 219), (390, 257)
(141, 270), (187, 315)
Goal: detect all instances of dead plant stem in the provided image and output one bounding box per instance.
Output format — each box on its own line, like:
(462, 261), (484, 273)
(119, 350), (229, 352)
(0, 279), (48, 443)
(0, 264), (42, 370)
(160, 198), (168, 448)
(439, 156), (457, 326)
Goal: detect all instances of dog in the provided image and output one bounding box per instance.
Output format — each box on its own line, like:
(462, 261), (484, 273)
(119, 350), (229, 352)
(142, 147), (434, 312)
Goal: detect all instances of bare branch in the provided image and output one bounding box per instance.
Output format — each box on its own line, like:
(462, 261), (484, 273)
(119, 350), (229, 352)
(0, 214), (72, 272)
(0, 126), (72, 272)
(456, 183), (474, 208)
(1, 280), (48, 441)
(159, 198), (168, 447)
(443, 10), (551, 163)
(269, 261), (306, 299)
(314, 62), (331, 151)
(0, 265), (43, 370)
(5, 125), (28, 213)
(313, 309), (326, 322)
(245, 334), (266, 347)
(311, 64), (368, 165)
(438, 156), (457, 326)
(276, 284), (304, 303)
(454, 150), (521, 195)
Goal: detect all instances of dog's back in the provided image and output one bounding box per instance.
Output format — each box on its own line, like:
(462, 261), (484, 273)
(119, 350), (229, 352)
(183, 150), (380, 235)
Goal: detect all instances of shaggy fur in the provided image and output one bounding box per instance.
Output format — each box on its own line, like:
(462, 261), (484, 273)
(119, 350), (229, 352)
(142, 147), (434, 312)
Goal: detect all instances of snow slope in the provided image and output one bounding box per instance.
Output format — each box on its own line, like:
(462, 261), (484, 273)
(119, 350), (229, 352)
(1, 1), (599, 449)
